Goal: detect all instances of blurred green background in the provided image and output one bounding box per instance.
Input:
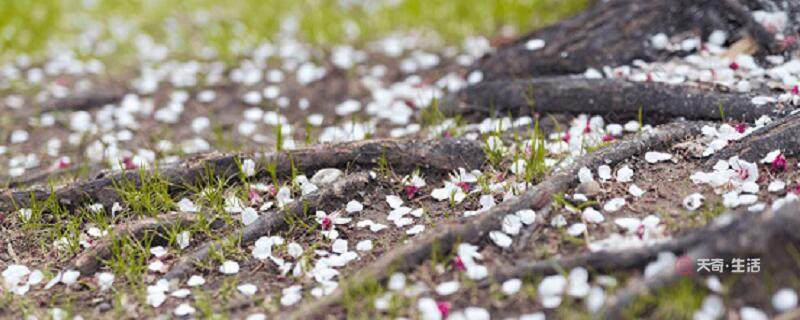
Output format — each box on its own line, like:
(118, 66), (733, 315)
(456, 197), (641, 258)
(1, 0), (586, 64)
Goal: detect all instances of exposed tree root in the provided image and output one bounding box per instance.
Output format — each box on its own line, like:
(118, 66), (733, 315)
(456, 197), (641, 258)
(442, 77), (788, 122)
(493, 231), (705, 284)
(470, 0), (783, 81)
(286, 120), (706, 319)
(0, 138), (484, 213)
(39, 87), (126, 113)
(5, 164), (105, 189)
(164, 172), (371, 280)
(707, 112), (800, 165)
(68, 212), (215, 275)
(602, 202), (800, 318)
(723, 0), (782, 54)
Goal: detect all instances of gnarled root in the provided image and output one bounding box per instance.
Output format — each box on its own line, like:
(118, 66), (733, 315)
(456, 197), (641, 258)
(286, 120), (706, 319)
(707, 112), (800, 165)
(442, 77), (787, 123)
(68, 212), (214, 275)
(1, 138), (484, 213)
(163, 172), (371, 280)
(602, 202), (800, 318)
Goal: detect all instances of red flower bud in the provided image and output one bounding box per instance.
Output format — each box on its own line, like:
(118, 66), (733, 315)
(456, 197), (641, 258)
(123, 157), (138, 170)
(404, 185), (420, 199)
(452, 256), (466, 271)
(437, 301), (451, 317)
(772, 154), (787, 172)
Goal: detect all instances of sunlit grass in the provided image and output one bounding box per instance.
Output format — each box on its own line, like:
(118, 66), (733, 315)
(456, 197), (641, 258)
(1, 0), (587, 64)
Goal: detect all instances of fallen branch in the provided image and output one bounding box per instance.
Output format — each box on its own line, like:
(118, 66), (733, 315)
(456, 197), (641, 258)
(164, 172), (371, 280)
(286, 120), (706, 319)
(0, 138), (484, 213)
(442, 77), (788, 122)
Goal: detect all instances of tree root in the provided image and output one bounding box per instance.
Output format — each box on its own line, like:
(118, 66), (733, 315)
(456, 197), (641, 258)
(0, 138), (484, 213)
(5, 164), (106, 189)
(721, 0), (782, 54)
(442, 77), (789, 123)
(602, 202), (800, 318)
(470, 0), (783, 81)
(67, 212), (216, 275)
(706, 112), (800, 165)
(493, 231), (706, 284)
(164, 172), (371, 280)
(285, 120), (706, 319)
(39, 86), (126, 113)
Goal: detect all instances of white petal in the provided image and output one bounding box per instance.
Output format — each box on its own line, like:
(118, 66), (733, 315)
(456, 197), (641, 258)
(768, 180), (786, 193)
(683, 193), (705, 211)
(515, 209), (536, 225)
(386, 195), (404, 209)
(582, 207), (605, 224)
(241, 207), (259, 226)
(644, 151), (672, 163)
(346, 200), (363, 213)
(150, 246), (168, 258)
(237, 284), (258, 296)
(174, 303), (196, 316)
(772, 288), (798, 312)
(567, 223), (587, 236)
(219, 260), (240, 274)
(614, 217), (641, 232)
(739, 307), (768, 320)
(502, 214), (523, 235)
(406, 224), (425, 235)
(578, 167), (594, 183)
(187, 275), (205, 287)
(586, 286), (606, 312)
(603, 198), (626, 212)
(628, 184), (646, 197)
(435, 281), (460, 296)
(616, 166), (634, 183)
(502, 278), (522, 295)
(356, 240), (373, 251)
(525, 39), (546, 51)
(61, 270), (80, 285)
(489, 231), (513, 248)
(332, 239), (348, 254)
(464, 307), (490, 320)
(597, 165), (612, 180)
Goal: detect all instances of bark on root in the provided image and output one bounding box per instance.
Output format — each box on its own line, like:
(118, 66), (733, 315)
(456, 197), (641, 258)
(39, 87), (126, 113)
(0, 138), (484, 213)
(163, 172), (371, 280)
(68, 212), (216, 275)
(286, 120), (706, 320)
(491, 231), (706, 284)
(471, 0), (782, 81)
(442, 77), (789, 122)
(707, 112), (800, 165)
(602, 202), (800, 318)
(5, 164), (105, 189)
